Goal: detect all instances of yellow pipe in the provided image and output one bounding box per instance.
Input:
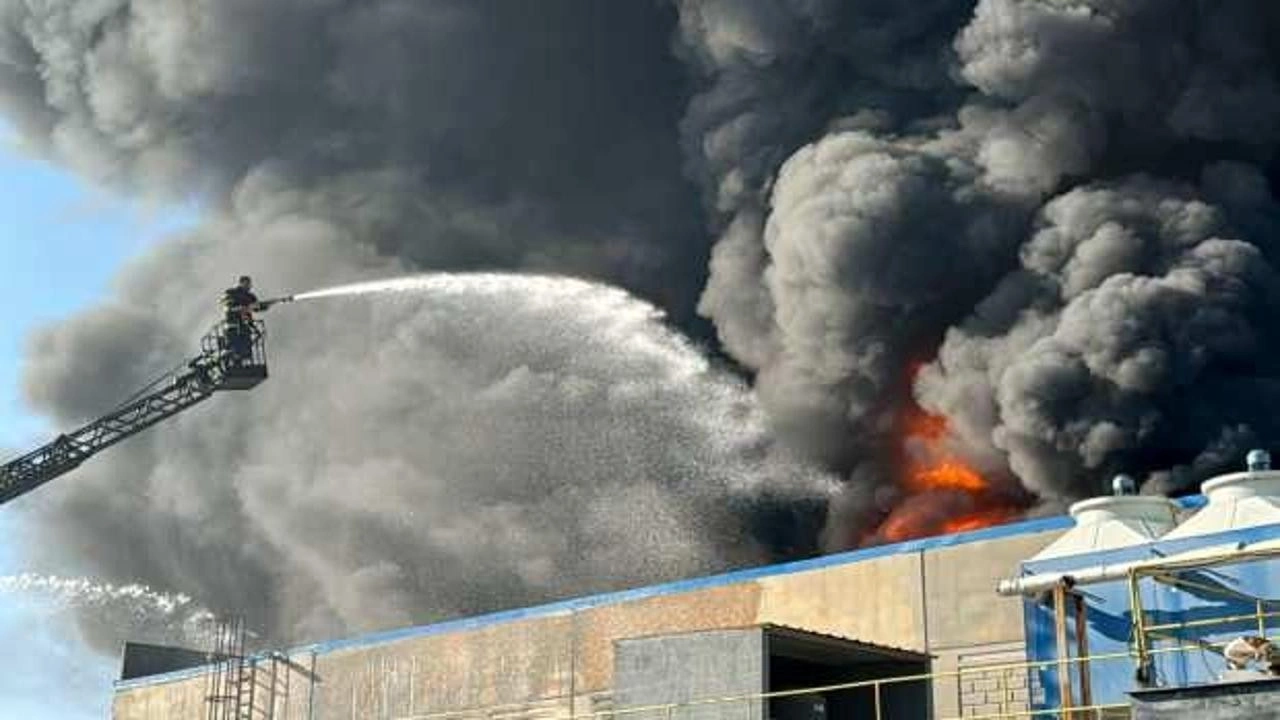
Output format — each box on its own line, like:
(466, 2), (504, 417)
(943, 703), (1130, 720)
(1143, 610), (1280, 633)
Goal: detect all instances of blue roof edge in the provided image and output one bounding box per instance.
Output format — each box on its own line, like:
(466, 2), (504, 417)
(115, 504), (1099, 692)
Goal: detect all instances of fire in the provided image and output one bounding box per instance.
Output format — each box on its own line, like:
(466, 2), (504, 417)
(910, 460), (987, 493)
(861, 376), (1025, 546)
(941, 507), (1022, 534)
(900, 405), (988, 494)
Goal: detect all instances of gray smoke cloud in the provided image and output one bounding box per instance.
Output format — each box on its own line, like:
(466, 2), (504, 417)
(4, 0), (830, 650)
(7, 0), (1280, 657)
(20, 224), (831, 648)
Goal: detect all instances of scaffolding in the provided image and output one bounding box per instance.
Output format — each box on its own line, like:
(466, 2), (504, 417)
(205, 616), (254, 720)
(201, 615), (322, 720)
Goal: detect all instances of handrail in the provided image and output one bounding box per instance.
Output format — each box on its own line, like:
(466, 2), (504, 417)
(391, 639), (1261, 720)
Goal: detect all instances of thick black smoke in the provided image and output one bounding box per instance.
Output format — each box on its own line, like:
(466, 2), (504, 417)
(6, 0), (1280, 653)
(679, 0), (1280, 546)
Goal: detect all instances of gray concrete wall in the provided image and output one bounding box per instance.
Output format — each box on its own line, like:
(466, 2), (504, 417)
(614, 629), (765, 720)
(923, 532), (1058, 650)
(922, 530), (1059, 719)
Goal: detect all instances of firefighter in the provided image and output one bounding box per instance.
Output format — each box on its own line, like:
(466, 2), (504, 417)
(222, 275), (262, 363)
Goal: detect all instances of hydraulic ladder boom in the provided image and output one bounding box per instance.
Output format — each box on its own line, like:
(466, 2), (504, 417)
(0, 319), (271, 505)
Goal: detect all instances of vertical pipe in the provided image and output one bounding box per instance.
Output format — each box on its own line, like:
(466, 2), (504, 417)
(308, 651), (318, 720)
(283, 657), (292, 720)
(873, 680), (883, 720)
(244, 620), (255, 720)
(1258, 599), (1267, 639)
(1053, 582), (1074, 718)
(1003, 667), (1012, 715)
(1128, 570), (1151, 688)
(205, 622), (215, 720)
(1073, 593), (1092, 713)
(569, 609), (577, 720)
(269, 655), (280, 720)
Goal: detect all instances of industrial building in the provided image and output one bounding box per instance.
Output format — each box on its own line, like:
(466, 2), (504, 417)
(111, 455), (1280, 720)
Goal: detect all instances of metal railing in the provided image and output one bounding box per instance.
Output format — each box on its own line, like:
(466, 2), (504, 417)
(293, 545), (1280, 720)
(388, 637), (1271, 720)
(1127, 544), (1280, 688)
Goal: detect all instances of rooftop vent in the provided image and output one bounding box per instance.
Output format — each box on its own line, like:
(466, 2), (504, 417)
(1113, 474), (1137, 496)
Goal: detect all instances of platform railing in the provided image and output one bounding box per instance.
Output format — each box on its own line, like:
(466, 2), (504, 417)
(391, 637), (1269, 720)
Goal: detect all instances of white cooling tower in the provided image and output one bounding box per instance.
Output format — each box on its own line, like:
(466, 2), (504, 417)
(1029, 488), (1180, 562)
(1162, 450), (1280, 540)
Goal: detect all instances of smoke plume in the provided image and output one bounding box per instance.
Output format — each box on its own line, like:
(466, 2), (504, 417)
(5, 0), (1280, 652)
(680, 0), (1280, 546)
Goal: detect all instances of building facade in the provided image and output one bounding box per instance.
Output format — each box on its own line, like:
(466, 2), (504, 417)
(113, 517), (1072, 719)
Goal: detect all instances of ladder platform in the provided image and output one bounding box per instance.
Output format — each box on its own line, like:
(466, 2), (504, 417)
(219, 364), (267, 391)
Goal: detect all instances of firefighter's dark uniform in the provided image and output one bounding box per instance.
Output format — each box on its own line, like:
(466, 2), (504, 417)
(222, 286), (259, 362)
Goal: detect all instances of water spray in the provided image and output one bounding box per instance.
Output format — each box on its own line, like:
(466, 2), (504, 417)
(0, 573), (219, 646)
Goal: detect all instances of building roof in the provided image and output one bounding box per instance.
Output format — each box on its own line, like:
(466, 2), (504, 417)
(762, 624), (931, 664)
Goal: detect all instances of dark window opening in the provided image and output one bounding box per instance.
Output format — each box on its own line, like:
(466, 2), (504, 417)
(766, 626), (931, 720)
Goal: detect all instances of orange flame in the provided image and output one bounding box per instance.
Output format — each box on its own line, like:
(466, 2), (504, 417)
(910, 460), (987, 493)
(941, 507), (1022, 534)
(861, 372), (1023, 546)
(877, 508), (926, 545)
(901, 406), (986, 493)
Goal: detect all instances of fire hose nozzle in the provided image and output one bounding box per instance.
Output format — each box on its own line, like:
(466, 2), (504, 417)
(258, 295), (295, 310)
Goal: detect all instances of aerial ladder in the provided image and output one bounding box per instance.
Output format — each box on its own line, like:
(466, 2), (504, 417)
(0, 296), (293, 506)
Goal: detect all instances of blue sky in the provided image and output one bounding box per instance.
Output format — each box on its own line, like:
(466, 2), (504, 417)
(0, 130), (195, 717)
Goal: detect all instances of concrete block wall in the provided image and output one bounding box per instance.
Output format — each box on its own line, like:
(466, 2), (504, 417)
(953, 646), (1036, 718)
(113, 525), (1064, 719)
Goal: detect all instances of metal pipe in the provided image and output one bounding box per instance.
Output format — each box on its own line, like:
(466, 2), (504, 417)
(945, 703), (1131, 720)
(1142, 609), (1280, 633)
(1073, 593), (1092, 711)
(308, 651), (318, 720)
(996, 541), (1280, 597)
(1052, 583), (1073, 716)
(1129, 570), (1152, 688)
(393, 641), (1237, 720)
